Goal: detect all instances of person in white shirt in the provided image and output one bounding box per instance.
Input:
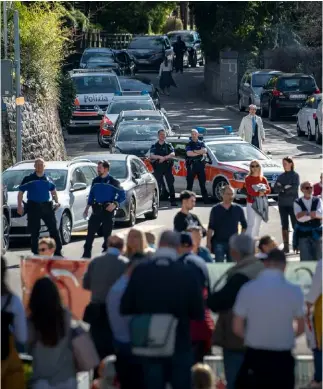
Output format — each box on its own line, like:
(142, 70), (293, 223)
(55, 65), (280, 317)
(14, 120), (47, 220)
(158, 56), (176, 96)
(232, 248), (305, 389)
(238, 104), (265, 150)
(293, 181), (322, 261)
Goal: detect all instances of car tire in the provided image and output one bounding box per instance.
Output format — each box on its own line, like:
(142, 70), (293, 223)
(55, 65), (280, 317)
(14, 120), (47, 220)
(260, 104), (268, 118)
(297, 121), (305, 137)
(238, 96), (246, 112)
(269, 104), (278, 121)
(2, 213), (10, 254)
(145, 191), (158, 220)
(97, 132), (109, 148)
(315, 121), (322, 144)
(212, 178), (228, 202)
(126, 198), (136, 227)
(307, 122), (314, 141)
(59, 212), (72, 245)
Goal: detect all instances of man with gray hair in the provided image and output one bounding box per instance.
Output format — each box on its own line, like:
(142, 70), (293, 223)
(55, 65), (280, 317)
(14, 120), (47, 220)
(121, 229), (204, 389)
(238, 104), (265, 149)
(207, 233), (264, 389)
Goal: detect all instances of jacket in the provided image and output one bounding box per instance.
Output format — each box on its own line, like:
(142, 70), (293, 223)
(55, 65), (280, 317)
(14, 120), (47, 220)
(238, 115), (265, 150)
(274, 171), (300, 207)
(252, 196), (269, 222)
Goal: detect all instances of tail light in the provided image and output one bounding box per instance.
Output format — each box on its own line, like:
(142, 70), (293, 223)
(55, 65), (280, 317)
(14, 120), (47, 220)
(314, 88), (320, 94)
(102, 117), (113, 129)
(272, 89), (283, 97)
(100, 128), (112, 136)
(313, 113), (317, 120)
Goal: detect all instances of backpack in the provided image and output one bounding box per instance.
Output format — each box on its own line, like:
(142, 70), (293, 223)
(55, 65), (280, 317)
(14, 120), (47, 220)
(1, 293), (14, 360)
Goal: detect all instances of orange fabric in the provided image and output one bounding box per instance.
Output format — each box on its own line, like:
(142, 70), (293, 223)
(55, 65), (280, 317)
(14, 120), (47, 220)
(245, 175), (270, 203)
(1, 335), (26, 389)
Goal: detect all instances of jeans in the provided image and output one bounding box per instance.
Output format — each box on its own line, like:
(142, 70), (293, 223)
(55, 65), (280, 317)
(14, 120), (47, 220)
(212, 241), (232, 262)
(278, 205), (297, 230)
(313, 348), (322, 382)
(32, 378), (77, 389)
(299, 237), (322, 261)
(246, 203), (262, 238)
(222, 349), (245, 389)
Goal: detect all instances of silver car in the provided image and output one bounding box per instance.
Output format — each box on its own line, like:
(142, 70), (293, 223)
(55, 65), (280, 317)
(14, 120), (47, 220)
(2, 160), (98, 245)
(238, 69), (282, 111)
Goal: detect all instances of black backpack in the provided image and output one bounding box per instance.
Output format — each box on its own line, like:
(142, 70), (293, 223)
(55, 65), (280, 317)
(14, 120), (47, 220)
(1, 294), (14, 360)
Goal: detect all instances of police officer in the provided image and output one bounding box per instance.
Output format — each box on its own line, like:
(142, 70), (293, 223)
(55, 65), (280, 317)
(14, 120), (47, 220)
(173, 35), (187, 74)
(82, 160), (126, 258)
(17, 158), (63, 256)
(150, 129), (177, 206)
(186, 129), (209, 203)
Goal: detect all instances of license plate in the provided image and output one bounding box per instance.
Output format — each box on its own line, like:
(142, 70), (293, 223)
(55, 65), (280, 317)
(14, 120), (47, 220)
(290, 94), (306, 99)
(138, 59), (149, 64)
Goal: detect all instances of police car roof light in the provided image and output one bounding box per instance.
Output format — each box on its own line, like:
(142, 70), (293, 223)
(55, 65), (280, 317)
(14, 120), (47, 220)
(141, 90), (149, 95)
(70, 69), (116, 74)
(195, 126), (206, 134)
(223, 125), (233, 133)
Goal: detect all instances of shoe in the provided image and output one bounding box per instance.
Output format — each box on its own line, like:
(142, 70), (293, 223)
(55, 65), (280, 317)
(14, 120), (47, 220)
(170, 201), (177, 206)
(82, 252), (91, 259)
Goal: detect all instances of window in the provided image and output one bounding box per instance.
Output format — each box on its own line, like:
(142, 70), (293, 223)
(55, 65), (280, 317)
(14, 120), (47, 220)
(266, 76), (277, 89)
(278, 77), (316, 92)
(119, 78), (153, 93)
(72, 75), (120, 94)
(130, 161), (139, 176)
(208, 143), (267, 162)
(133, 159), (148, 175)
(80, 166), (96, 186)
(107, 101), (155, 114)
(164, 38), (171, 49)
(128, 37), (164, 50)
(71, 168), (87, 186)
(117, 122), (164, 141)
(174, 143), (187, 159)
(252, 74), (278, 88)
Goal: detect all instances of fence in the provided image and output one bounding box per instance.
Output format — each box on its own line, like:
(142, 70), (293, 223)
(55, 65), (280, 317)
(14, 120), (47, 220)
(74, 30), (133, 51)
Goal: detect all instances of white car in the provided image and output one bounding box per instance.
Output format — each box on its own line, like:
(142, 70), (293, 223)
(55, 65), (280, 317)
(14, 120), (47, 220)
(2, 160), (98, 245)
(315, 100), (322, 144)
(297, 93), (322, 141)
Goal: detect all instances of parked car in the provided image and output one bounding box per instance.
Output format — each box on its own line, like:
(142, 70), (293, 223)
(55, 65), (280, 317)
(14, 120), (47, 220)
(2, 186), (11, 254)
(315, 100), (322, 144)
(127, 35), (173, 72)
(119, 76), (161, 109)
(260, 73), (320, 121)
(72, 154), (159, 226)
(2, 160), (98, 245)
(297, 93), (322, 140)
(238, 69), (282, 111)
(167, 30), (204, 67)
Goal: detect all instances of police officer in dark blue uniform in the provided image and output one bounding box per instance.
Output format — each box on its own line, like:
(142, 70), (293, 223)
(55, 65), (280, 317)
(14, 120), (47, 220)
(82, 160), (126, 258)
(185, 129), (209, 203)
(150, 129), (177, 206)
(17, 158), (63, 256)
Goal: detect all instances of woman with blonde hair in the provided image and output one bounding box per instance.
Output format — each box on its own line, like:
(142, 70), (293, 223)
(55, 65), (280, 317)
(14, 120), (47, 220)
(126, 228), (154, 260)
(244, 160), (270, 237)
(192, 363), (216, 389)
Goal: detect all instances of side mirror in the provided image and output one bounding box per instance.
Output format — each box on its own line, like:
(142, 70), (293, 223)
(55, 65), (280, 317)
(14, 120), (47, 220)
(70, 182), (87, 192)
(98, 109), (104, 116)
(161, 108), (167, 115)
(171, 124), (180, 132)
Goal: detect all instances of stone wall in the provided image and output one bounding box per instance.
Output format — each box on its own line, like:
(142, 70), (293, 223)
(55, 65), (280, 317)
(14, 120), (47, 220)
(2, 92), (67, 170)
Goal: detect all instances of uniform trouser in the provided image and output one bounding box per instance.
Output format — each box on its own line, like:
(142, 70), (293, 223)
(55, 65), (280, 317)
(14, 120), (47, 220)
(175, 55), (184, 72)
(27, 201), (62, 255)
(246, 203), (262, 238)
(153, 165), (175, 201)
(186, 162), (208, 199)
(83, 206), (114, 256)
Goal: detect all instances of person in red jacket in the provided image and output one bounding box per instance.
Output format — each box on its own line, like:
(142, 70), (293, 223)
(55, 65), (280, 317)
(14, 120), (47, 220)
(313, 173), (323, 198)
(245, 160), (271, 238)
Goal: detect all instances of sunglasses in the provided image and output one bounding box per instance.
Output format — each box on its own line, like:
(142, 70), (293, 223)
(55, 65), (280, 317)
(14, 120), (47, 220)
(251, 165), (260, 168)
(38, 247), (48, 253)
(303, 186), (313, 190)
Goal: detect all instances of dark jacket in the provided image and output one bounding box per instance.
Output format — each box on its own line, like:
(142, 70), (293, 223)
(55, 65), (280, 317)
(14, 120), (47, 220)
(274, 171), (300, 207)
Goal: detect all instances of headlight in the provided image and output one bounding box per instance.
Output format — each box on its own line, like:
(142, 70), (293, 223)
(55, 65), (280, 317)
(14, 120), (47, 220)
(233, 172), (248, 181)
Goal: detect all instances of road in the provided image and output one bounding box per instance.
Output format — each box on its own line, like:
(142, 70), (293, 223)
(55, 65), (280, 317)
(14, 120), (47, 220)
(5, 67), (321, 357)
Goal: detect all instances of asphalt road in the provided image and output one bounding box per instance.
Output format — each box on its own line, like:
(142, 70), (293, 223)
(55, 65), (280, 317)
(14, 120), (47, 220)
(5, 67), (322, 357)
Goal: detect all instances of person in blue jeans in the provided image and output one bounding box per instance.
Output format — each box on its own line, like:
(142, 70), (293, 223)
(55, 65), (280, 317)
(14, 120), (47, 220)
(207, 185), (247, 262)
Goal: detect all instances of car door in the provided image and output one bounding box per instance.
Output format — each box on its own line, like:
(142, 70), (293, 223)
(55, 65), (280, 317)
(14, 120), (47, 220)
(298, 97), (310, 132)
(130, 159), (146, 214)
(69, 167), (88, 228)
(134, 158), (154, 209)
(172, 141), (188, 193)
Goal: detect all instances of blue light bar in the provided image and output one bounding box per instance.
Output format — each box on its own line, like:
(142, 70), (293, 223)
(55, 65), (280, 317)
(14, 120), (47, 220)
(195, 126), (206, 134)
(223, 125), (233, 133)
(114, 91), (122, 96)
(141, 90), (149, 95)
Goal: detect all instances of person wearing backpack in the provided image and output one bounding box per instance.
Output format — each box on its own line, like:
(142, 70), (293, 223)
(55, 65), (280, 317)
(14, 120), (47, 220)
(1, 255), (27, 389)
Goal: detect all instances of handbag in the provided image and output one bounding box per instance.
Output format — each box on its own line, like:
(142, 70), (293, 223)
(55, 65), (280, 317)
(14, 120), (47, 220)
(70, 320), (100, 372)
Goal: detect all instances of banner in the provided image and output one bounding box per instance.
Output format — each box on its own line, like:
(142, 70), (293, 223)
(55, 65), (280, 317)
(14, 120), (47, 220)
(21, 257), (91, 320)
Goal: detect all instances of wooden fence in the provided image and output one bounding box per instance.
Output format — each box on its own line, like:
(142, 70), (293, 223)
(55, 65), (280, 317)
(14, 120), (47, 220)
(75, 31), (133, 51)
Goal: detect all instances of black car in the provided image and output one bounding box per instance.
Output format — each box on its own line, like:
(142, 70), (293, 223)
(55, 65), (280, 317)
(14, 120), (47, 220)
(260, 73), (320, 121)
(2, 186), (11, 254)
(80, 48), (135, 76)
(127, 35), (173, 72)
(119, 76), (161, 109)
(167, 30), (204, 67)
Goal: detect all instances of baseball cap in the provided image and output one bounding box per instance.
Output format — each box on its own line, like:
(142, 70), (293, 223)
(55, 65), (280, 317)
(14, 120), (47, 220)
(180, 232), (193, 247)
(264, 248), (286, 263)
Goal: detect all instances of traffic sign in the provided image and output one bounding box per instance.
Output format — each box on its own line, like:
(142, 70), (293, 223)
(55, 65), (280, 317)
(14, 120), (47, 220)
(1, 59), (13, 97)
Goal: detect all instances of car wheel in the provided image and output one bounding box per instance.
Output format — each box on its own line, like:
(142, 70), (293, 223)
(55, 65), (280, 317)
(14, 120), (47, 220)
(145, 191), (158, 220)
(2, 214), (10, 254)
(297, 121), (305, 137)
(126, 198), (136, 227)
(315, 121), (322, 144)
(59, 212), (72, 245)
(307, 122), (314, 141)
(238, 96), (246, 112)
(260, 104), (268, 118)
(269, 104), (277, 121)
(212, 178), (228, 202)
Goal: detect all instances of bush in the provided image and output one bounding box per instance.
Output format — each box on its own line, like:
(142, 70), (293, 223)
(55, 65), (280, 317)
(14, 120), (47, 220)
(162, 17), (183, 34)
(57, 72), (76, 130)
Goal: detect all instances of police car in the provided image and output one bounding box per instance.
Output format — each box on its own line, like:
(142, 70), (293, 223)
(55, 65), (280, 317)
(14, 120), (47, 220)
(143, 127), (284, 201)
(68, 69), (121, 133)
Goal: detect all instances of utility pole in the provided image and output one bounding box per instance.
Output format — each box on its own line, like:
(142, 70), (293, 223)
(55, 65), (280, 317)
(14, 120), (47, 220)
(14, 10), (22, 162)
(3, 2), (8, 58)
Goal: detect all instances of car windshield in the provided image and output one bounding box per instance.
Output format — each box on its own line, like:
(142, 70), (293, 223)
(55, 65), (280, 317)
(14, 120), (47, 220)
(82, 52), (115, 63)
(108, 101), (155, 114)
(72, 75), (120, 94)
(119, 78), (153, 92)
(278, 77), (317, 91)
(208, 143), (267, 162)
(252, 74), (278, 87)
(168, 33), (194, 43)
(117, 123), (164, 141)
(128, 37), (164, 49)
(2, 169), (68, 192)
(87, 57), (116, 65)
(121, 115), (161, 122)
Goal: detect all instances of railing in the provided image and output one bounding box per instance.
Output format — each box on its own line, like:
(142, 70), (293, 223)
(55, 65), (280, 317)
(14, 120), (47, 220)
(75, 31), (133, 51)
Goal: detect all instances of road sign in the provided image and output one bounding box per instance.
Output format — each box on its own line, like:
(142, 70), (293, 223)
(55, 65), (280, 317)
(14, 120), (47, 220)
(1, 59), (13, 97)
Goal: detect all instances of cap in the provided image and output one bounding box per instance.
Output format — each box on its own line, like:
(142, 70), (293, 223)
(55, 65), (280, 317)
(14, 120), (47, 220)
(180, 232), (193, 247)
(264, 248), (286, 263)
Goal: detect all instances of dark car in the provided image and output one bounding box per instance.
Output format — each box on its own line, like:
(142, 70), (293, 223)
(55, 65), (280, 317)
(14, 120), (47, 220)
(72, 154), (159, 226)
(260, 73), (320, 121)
(119, 76), (161, 109)
(2, 186), (11, 254)
(167, 30), (204, 68)
(127, 35), (173, 72)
